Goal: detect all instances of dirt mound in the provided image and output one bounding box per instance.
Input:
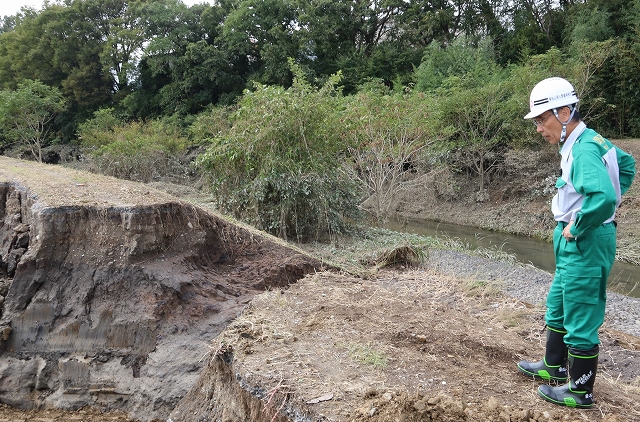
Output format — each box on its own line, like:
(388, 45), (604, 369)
(170, 270), (640, 422)
(0, 157), (326, 421)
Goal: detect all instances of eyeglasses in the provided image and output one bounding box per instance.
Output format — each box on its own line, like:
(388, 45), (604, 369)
(532, 113), (554, 127)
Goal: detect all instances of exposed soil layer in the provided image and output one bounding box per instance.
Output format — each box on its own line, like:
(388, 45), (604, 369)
(0, 157), (325, 421)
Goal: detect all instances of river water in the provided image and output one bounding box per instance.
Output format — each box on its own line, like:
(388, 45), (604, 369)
(384, 218), (640, 298)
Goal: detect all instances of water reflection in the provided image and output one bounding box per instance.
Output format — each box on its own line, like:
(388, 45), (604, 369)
(383, 218), (640, 298)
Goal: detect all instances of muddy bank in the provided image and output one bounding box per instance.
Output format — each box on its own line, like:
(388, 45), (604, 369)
(0, 157), (325, 421)
(377, 140), (640, 263)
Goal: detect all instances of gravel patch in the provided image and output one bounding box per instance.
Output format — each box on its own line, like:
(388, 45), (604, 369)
(428, 248), (640, 338)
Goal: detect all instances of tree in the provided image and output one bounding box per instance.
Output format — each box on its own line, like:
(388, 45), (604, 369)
(616, 0), (640, 137)
(431, 76), (516, 195)
(341, 85), (434, 222)
(414, 38), (501, 92)
(565, 0), (640, 136)
(218, 0), (301, 87)
(98, 0), (149, 94)
(569, 40), (616, 123)
(494, 0), (568, 65)
(0, 80), (65, 162)
(127, 0), (238, 117)
(0, 8), (56, 90)
(296, 0), (417, 91)
(397, 0), (477, 48)
(0, 1), (124, 138)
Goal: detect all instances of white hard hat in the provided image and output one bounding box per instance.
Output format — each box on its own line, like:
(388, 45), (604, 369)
(524, 77), (579, 119)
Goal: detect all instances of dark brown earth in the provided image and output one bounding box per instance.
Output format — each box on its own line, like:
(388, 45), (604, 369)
(0, 157), (326, 421)
(1, 140), (640, 421)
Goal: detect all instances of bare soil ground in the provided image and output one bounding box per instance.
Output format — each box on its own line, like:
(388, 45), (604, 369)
(1, 140), (640, 421)
(192, 269), (640, 422)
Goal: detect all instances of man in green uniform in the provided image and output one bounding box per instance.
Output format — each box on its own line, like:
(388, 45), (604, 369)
(516, 77), (636, 408)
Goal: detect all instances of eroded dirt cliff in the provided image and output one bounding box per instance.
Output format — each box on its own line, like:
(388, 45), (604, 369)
(0, 157), (325, 421)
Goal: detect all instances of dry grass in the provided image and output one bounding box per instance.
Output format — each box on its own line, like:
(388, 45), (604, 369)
(0, 156), (175, 207)
(372, 244), (427, 268)
(297, 226), (519, 280)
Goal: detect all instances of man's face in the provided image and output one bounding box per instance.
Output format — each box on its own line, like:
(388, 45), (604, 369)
(532, 107), (574, 145)
(532, 110), (560, 144)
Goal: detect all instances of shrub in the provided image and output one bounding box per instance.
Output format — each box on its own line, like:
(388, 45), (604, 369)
(197, 60), (361, 241)
(78, 110), (190, 183)
(430, 78), (515, 192)
(188, 105), (234, 144)
(340, 87), (436, 221)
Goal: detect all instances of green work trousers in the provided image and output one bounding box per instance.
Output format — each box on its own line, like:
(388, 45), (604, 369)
(545, 221), (617, 350)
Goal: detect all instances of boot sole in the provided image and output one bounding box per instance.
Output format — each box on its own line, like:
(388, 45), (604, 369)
(537, 387), (593, 408)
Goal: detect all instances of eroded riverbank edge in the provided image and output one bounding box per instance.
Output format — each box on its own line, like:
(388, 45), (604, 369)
(0, 157), (327, 421)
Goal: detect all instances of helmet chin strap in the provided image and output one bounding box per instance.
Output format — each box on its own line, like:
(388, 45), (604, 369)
(552, 106), (577, 143)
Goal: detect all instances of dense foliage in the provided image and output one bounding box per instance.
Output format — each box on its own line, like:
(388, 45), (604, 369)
(2, 0), (639, 136)
(1, 0), (639, 238)
(196, 63), (361, 240)
(78, 108), (190, 182)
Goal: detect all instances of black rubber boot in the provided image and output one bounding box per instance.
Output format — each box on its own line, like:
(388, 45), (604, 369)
(538, 346), (599, 408)
(517, 326), (568, 382)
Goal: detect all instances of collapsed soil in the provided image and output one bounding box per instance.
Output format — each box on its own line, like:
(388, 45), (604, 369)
(0, 157), (325, 421)
(1, 139), (640, 421)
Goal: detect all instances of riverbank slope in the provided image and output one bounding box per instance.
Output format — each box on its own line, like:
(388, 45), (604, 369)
(386, 139), (640, 265)
(167, 138), (640, 421)
(0, 157), (326, 421)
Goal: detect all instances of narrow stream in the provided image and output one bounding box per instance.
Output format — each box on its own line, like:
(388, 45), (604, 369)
(384, 217), (640, 298)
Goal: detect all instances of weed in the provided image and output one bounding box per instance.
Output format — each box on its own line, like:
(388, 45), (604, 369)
(341, 342), (388, 370)
(464, 279), (501, 297)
